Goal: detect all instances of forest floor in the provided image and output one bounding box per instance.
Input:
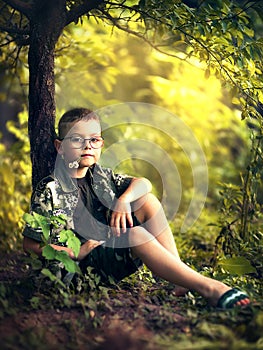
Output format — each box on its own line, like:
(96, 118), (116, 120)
(0, 252), (262, 350)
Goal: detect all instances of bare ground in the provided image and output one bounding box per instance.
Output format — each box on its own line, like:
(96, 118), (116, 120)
(0, 252), (261, 350)
(0, 252), (191, 350)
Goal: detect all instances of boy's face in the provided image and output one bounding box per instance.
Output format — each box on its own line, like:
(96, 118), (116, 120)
(56, 119), (103, 168)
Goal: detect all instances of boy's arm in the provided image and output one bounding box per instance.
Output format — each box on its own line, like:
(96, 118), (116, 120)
(22, 180), (77, 259)
(23, 237), (43, 257)
(23, 236), (75, 259)
(23, 236), (103, 261)
(118, 177), (152, 203)
(110, 177), (152, 236)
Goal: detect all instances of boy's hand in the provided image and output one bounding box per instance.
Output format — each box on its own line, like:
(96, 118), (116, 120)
(110, 199), (133, 236)
(77, 239), (104, 260)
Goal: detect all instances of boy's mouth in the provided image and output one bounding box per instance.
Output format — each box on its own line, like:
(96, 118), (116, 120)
(81, 153), (94, 158)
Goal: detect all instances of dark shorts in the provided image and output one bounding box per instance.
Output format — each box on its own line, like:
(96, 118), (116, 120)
(62, 214), (142, 285)
(78, 215), (143, 283)
(79, 245), (142, 283)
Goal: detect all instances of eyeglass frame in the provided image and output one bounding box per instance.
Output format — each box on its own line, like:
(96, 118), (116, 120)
(60, 135), (104, 149)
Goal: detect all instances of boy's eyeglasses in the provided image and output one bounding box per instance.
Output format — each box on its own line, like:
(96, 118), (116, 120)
(62, 136), (104, 149)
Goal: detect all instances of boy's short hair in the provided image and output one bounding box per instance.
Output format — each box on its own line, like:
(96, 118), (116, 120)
(58, 108), (100, 139)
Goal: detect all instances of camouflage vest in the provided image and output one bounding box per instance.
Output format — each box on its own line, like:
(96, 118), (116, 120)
(23, 160), (132, 244)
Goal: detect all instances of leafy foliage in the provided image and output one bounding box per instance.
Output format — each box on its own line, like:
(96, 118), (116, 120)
(23, 212), (81, 274)
(0, 4), (261, 264)
(0, 109), (31, 251)
(54, 18), (252, 208)
(0, 2), (263, 347)
(212, 117), (263, 278)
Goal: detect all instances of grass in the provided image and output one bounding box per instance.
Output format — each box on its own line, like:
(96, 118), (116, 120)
(0, 249), (262, 350)
(0, 211), (262, 349)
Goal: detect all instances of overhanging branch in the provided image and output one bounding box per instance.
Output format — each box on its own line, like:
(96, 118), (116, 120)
(0, 24), (29, 35)
(66, 0), (105, 25)
(99, 9), (190, 61)
(2, 0), (32, 17)
(100, 8), (258, 105)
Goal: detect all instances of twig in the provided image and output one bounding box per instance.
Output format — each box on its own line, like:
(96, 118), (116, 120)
(0, 24), (29, 35)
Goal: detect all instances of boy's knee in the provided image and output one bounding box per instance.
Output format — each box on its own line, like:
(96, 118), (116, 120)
(134, 192), (160, 209)
(133, 192), (161, 222)
(145, 192), (160, 204)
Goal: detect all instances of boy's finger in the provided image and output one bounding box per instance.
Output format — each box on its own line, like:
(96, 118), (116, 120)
(113, 216), (121, 236)
(110, 214), (115, 228)
(121, 215), (127, 233)
(126, 213), (133, 228)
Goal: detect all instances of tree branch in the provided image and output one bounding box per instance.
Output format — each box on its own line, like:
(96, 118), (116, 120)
(0, 24), (29, 35)
(99, 8), (258, 105)
(0, 37), (16, 48)
(66, 0), (105, 26)
(2, 0), (32, 17)
(99, 9), (187, 62)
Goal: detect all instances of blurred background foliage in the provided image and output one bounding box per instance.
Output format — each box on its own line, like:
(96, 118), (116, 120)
(56, 18), (252, 198)
(0, 4), (262, 348)
(0, 2), (262, 284)
(0, 17), (254, 253)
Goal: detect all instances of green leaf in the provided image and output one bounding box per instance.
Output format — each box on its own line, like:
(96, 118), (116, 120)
(41, 268), (66, 288)
(32, 212), (50, 240)
(221, 20), (227, 34)
(55, 251), (80, 273)
(50, 214), (67, 225)
(41, 268), (58, 281)
(59, 230), (80, 258)
(67, 236), (81, 258)
(42, 247), (80, 274)
(42, 245), (56, 260)
(218, 256), (256, 275)
(22, 213), (39, 229)
(59, 229), (72, 243)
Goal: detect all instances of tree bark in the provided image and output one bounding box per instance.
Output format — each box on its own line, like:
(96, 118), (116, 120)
(28, 0), (67, 189)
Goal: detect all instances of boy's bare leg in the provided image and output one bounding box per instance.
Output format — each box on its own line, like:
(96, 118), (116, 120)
(133, 193), (180, 257)
(133, 193), (187, 295)
(129, 227), (249, 306)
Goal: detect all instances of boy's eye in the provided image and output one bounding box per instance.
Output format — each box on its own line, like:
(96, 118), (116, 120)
(65, 135), (104, 149)
(90, 137), (100, 143)
(71, 136), (83, 143)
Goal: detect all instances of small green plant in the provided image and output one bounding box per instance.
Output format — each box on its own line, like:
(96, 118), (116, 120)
(23, 212), (81, 274)
(22, 211), (114, 327)
(74, 266), (112, 328)
(214, 111), (263, 279)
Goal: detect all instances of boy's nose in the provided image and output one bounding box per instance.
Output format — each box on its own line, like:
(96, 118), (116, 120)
(83, 140), (92, 149)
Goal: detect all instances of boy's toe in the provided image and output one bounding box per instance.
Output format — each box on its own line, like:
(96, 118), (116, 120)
(216, 288), (250, 309)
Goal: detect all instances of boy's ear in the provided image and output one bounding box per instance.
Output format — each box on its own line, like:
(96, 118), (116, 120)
(54, 139), (63, 154)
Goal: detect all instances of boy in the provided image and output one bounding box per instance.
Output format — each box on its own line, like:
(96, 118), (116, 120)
(23, 108), (250, 309)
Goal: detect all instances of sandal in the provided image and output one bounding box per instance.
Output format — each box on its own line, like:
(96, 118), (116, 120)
(217, 288), (250, 309)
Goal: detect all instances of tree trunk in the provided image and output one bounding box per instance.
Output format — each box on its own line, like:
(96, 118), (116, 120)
(28, 0), (67, 189)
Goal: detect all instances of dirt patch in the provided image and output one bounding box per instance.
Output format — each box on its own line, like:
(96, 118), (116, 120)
(0, 252), (261, 349)
(0, 252), (29, 281)
(0, 252), (188, 349)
